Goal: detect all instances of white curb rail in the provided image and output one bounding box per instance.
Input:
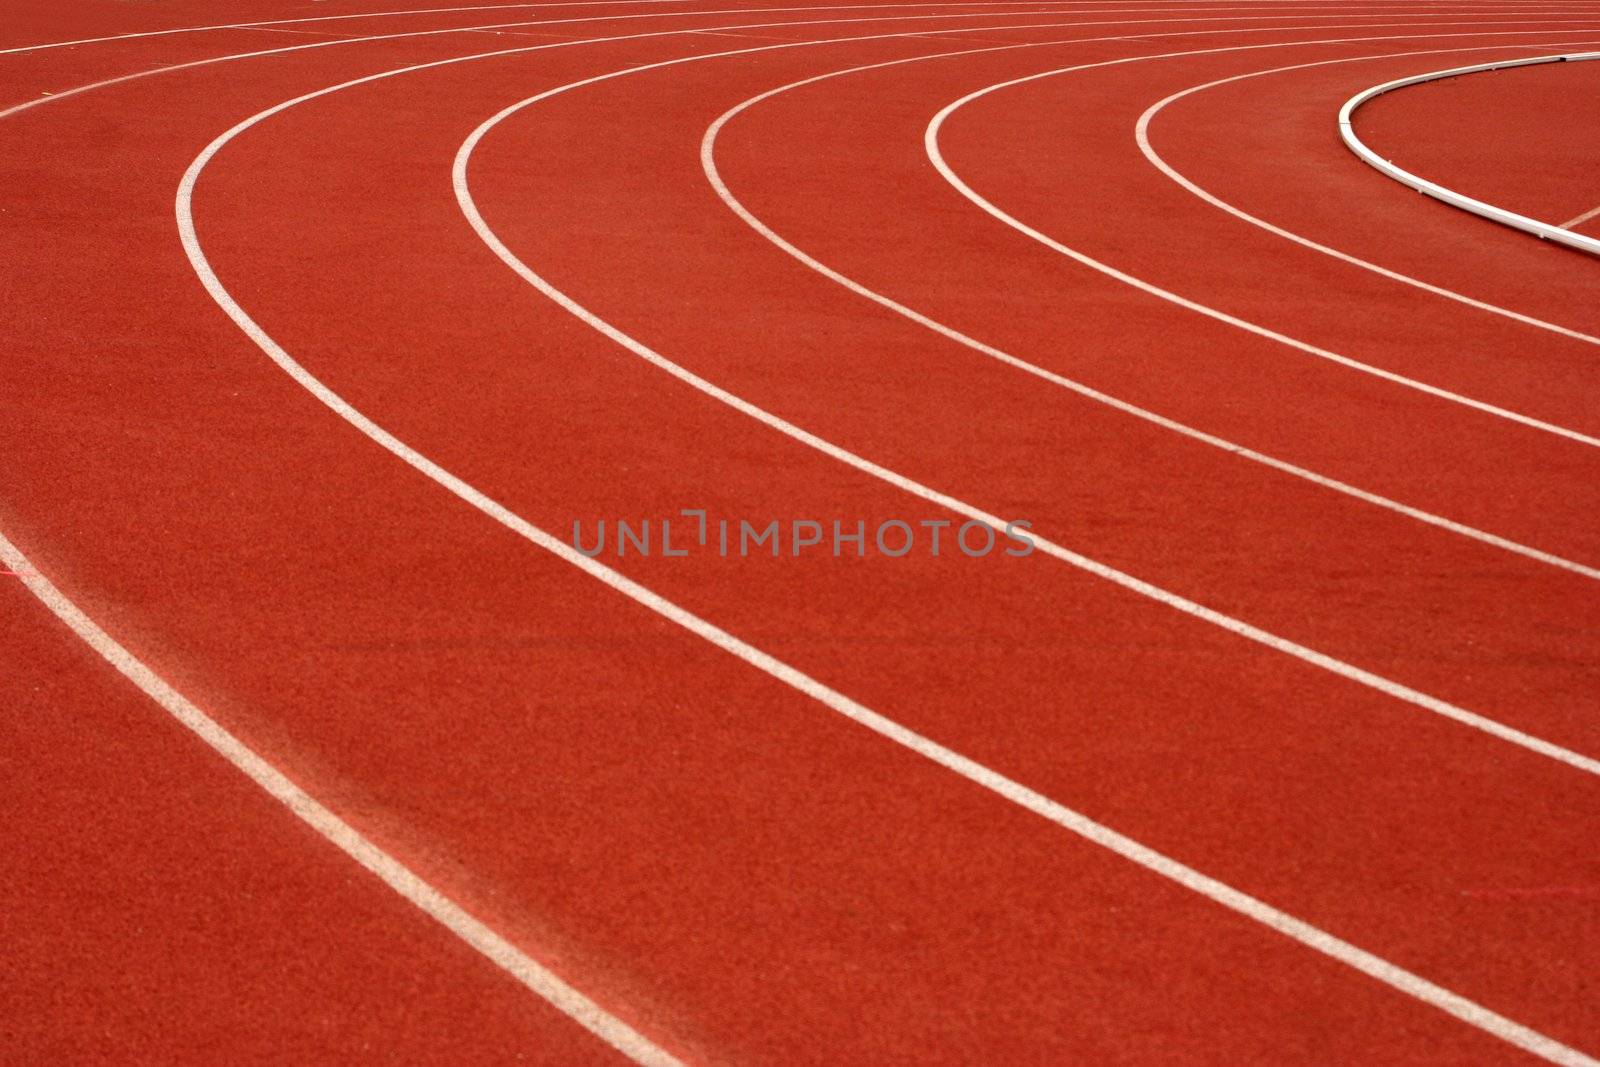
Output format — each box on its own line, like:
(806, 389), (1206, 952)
(1339, 52), (1600, 257)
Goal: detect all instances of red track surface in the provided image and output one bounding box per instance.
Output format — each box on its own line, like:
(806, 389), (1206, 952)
(3, 2), (1598, 1063)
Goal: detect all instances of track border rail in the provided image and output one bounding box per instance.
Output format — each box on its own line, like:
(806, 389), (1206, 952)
(1338, 51), (1600, 256)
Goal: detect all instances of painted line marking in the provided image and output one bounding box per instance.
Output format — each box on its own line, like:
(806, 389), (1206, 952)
(701, 38), (1600, 581)
(1559, 202), (1600, 229)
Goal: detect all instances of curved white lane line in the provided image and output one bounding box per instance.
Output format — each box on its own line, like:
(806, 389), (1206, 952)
(1138, 49), (1600, 343)
(1339, 52), (1600, 256)
(449, 25), (1600, 777)
(0, 5), (1371, 123)
(2, 5), (959, 123)
(7, 0), (1548, 57)
(701, 40), (1600, 582)
(0, 535), (682, 1067)
(179, 25), (1600, 1061)
(7, 5), (1531, 124)
(926, 51), (1600, 447)
(0, 1), (1111, 57)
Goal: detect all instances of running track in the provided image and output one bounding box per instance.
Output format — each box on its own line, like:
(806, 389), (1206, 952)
(2, 1), (1597, 1062)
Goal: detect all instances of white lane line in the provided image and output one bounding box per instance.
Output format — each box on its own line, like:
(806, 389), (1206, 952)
(5, 0), (1529, 57)
(0, 0), (821, 56)
(1560, 202), (1600, 228)
(0, 533), (683, 1067)
(0, 7), (821, 123)
(1137, 48), (1600, 344)
(926, 51), (1600, 448)
(701, 39), (1600, 582)
(174, 28), (1600, 1059)
(5, 5), (1514, 123)
(446, 26), (1600, 775)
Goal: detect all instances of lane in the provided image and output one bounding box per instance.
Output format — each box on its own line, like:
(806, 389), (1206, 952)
(0, 573), (632, 1066)
(164, 17), (1600, 1054)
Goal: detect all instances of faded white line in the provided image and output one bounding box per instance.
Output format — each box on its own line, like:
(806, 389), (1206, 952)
(1560, 201), (1600, 229)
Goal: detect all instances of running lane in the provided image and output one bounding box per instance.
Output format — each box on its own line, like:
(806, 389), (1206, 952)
(0, 577), (627, 1064)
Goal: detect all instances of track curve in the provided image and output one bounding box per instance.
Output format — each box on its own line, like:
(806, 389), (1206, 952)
(5, 3), (1600, 1062)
